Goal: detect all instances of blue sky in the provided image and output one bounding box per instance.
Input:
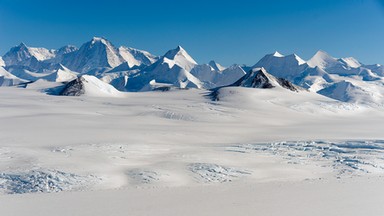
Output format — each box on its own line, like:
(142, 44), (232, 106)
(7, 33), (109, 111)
(0, 0), (383, 65)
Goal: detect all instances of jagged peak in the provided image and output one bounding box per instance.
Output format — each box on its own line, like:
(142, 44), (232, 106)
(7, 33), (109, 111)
(208, 60), (226, 71)
(291, 53), (306, 65)
(91, 36), (107, 42)
(163, 45), (197, 65)
(272, 51), (284, 57)
(88, 37), (114, 47)
(18, 42), (28, 48)
(312, 50), (334, 59)
(164, 45), (186, 58)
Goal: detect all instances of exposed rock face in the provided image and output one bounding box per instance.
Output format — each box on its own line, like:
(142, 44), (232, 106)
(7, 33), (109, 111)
(60, 77), (85, 96)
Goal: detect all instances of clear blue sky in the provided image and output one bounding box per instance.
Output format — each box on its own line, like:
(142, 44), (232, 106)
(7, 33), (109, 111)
(0, 0), (383, 65)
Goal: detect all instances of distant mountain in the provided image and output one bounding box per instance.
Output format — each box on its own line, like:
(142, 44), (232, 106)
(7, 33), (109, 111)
(61, 37), (125, 73)
(1, 38), (383, 105)
(363, 64), (384, 77)
(47, 45), (78, 64)
(317, 80), (373, 103)
(307, 50), (362, 76)
(190, 63), (246, 89)
(163, 45), (198, 71)
(208, 60), (226, 71)
(118, 46), (158, 68)
(2, 37), (158, 75)
(253, 51), (308, 79)
(2, 43), (47, 71)
(126, 46), (202, 91)
(293, 66), (334, 92)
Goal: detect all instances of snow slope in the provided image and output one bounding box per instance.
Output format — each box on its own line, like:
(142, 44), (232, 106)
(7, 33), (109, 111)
(5, 66), (48, 81)
(0, 67), (28, 86)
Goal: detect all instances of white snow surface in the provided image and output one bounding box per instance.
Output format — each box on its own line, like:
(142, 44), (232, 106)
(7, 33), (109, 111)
(0, 86), (384, 215)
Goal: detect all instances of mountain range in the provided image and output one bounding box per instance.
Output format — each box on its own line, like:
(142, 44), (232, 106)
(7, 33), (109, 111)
(0, 37), (383, 106)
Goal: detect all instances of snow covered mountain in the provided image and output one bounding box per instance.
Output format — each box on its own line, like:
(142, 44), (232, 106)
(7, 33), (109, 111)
(126, 46), (202, 91)
(59, 37), (159, 73)
(60, 75), (122, 97)
(208, 60), (226, 71)
(2, 42), (78, 73)
(1, 38), (383, 105)
(163, 45), (198, 71)
(253, 51), (308, 79)
(232, 67), (302, 92)
(2, 43), (47, 71)
(61, 37), (125, 73)
(47, 45), (78, 64)
(190, 63), (246, 89)
(364, 64), (384, 77)
(293, 66), (334, 92)
(307, 50), (362, 76)
(118, 46), (158, 68)
(317, 81), (372, 103)
(40, 64), (78, 83)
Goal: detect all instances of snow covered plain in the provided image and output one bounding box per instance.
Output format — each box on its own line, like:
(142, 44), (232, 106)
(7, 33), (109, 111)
(0, 86), (384, 216)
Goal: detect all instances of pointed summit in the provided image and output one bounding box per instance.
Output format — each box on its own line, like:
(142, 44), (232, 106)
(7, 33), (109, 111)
(90, 37), (109, 45)
(61, 37), (125, 72)
(41, 64), (78, 83)
(272, 51), (284, 57)
(291, 54), (306, 65)
(232, 67), (301, 92)
(18, 42), (28, 48)
(307, 50), (362, 75)
(162, 46), (197, 71)
(307, 50), (336, 68)
(164, 45), (193, 61)
(253, 52), (308, 79)
(208, 60), (226, 71)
